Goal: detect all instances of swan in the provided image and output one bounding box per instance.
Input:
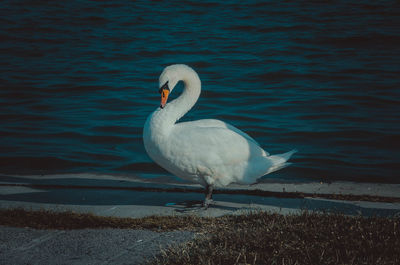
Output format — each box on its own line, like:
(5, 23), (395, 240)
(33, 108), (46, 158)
(143, 64), (296, 207)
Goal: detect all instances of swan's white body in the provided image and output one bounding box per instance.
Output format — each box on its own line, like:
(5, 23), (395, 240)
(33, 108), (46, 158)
(143, 65), (296, 202)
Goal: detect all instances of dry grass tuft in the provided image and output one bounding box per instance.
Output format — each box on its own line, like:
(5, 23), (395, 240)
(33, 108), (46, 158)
(0, 208), (207, 231)
(151, 212), (400, 265)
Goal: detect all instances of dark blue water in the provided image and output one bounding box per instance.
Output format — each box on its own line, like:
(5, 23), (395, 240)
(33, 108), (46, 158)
(1, 1), (399, 183)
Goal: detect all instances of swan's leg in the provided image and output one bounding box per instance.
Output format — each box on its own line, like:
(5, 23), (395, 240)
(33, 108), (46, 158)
(203, 184), (214, 208)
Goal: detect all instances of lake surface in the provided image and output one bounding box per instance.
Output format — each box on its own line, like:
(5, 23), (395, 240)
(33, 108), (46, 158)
(0, 1), (399, 183)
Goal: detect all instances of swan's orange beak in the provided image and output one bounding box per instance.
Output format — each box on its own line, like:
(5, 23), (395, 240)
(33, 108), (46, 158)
(160, 88), (170, 109)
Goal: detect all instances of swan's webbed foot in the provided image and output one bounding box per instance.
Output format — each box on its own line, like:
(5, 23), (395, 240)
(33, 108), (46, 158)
(203, 184), (214, 209)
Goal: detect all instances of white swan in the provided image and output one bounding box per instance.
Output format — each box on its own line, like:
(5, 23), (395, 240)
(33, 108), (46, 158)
(143, 64), (296, 207)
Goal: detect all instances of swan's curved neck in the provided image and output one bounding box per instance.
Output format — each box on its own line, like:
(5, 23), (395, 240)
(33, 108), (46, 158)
(169, 73), (201, 122)
(152, 68), (201, 133)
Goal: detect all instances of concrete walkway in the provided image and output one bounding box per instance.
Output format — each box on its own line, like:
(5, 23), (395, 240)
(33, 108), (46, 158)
(0, 227), (193, 265)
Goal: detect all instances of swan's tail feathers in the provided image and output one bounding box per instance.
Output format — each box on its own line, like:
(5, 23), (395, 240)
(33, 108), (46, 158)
(278, 149), (298, 161)
(266, 149), (297, 174)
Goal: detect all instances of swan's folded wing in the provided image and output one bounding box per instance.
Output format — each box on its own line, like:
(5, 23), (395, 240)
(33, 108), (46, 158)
(171, 124), (267, 168)
(167, 124), (280, 187)
(179, 119), (269, 155)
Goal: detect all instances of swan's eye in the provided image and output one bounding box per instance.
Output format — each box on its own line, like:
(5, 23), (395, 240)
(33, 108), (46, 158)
(159, 81), (169, 94)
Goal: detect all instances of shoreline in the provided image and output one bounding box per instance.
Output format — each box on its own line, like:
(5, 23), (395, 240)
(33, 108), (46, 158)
(1, 173), (400, 201)
(1, 173), (399, 218)
(1, 182), (400, 203)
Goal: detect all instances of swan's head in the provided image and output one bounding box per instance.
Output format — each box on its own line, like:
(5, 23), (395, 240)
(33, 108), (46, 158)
(158, 64), (196, 109)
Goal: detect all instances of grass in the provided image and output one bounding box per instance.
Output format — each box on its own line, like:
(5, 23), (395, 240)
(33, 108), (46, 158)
(151, 212), (400, 265)
(0, 208), (399, 264)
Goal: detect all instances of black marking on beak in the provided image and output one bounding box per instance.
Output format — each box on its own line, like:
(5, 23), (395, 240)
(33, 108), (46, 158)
(159, 81), (169, 94)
